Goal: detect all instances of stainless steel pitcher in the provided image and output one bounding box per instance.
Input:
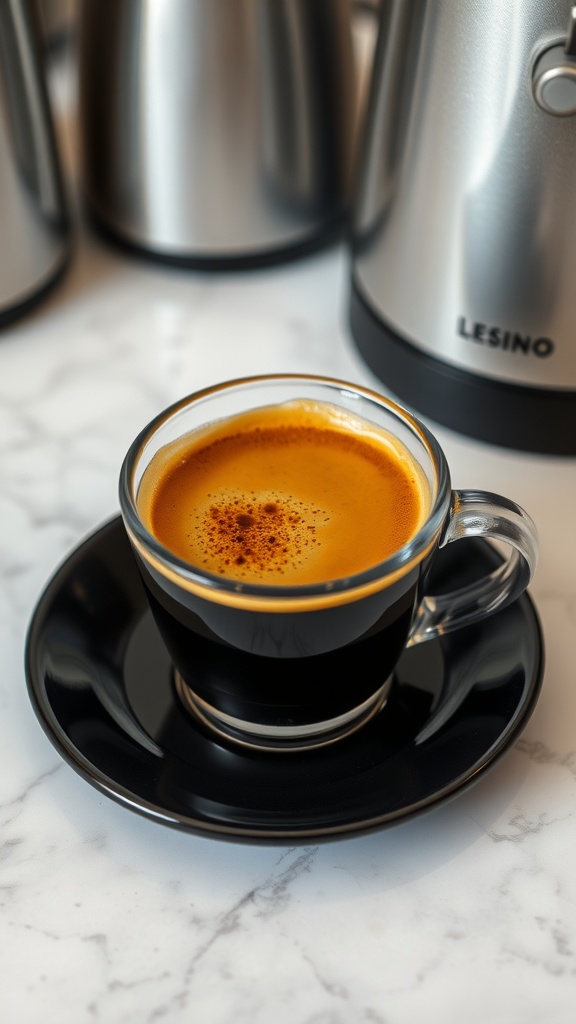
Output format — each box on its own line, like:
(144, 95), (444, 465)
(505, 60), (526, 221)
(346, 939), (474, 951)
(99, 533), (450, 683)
(78, 0), (355, 267)
(350, 0), (576, 454)
(0, 0), (70, 326)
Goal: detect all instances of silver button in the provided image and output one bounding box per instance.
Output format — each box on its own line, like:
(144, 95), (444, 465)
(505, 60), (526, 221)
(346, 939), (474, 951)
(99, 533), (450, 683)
(533, 44), (576, 116)
(535, 66), (576, 115)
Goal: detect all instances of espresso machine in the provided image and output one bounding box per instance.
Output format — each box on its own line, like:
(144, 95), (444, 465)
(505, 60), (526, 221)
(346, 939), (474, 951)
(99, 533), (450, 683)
(350, 0), (576, 454)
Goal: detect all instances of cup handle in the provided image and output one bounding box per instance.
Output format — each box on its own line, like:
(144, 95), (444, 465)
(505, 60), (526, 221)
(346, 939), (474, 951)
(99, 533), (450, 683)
(407, 490), (539, 646)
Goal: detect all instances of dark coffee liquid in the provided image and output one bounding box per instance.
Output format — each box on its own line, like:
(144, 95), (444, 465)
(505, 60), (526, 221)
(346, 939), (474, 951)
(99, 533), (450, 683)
(134, 399), (432, 738)
(138, 556), (422, 729)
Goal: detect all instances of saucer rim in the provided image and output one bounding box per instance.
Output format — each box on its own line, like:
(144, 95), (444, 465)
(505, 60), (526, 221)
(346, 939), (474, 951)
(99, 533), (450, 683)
(25, 516), (545, 843)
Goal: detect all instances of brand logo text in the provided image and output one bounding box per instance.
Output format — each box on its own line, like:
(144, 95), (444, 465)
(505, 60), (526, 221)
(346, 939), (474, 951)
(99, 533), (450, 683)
(457, 317), (554, 358)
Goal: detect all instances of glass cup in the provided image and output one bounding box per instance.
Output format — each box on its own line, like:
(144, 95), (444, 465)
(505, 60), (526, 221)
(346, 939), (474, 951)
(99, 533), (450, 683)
(119, 374), (538, 751)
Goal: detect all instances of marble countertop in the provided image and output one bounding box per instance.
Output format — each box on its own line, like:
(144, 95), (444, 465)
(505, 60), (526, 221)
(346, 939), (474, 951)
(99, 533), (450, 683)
(3, 44), (576, 1024)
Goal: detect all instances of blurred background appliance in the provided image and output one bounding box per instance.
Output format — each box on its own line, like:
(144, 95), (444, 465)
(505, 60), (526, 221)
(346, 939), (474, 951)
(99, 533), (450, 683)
(0, 0), (70, 326)
(77, 0), (355, 268)
(39, 0), (76, 51)
(349, 0), (576, 454)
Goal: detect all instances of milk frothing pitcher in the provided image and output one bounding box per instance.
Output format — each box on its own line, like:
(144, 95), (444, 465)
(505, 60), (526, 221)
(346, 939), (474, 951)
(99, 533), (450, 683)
(78, 0), (355, 268)
(350, 0), (576, 454)
(0, 0), (70, 326)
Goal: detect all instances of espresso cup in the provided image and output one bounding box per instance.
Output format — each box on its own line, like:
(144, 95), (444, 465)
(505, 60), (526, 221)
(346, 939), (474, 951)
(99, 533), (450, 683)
(119, 375), (538, 751)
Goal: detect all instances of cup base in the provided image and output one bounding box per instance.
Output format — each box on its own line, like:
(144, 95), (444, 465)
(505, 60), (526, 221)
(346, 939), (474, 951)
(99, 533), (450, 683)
(174, 672), (393, 752)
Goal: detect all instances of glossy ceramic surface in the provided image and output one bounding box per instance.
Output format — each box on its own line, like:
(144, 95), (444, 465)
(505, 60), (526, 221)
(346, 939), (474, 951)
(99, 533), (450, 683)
(25, 517), (544, 843)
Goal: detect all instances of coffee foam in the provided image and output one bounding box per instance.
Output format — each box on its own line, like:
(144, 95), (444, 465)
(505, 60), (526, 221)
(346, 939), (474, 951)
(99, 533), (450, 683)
(137, 400), (430, 586)
(187, 486), (332, 577)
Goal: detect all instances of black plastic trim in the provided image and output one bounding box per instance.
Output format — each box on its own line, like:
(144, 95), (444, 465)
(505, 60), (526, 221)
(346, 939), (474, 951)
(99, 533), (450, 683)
(0, 250), (70, 330)
(85, 202), (349, 272)
(350, 277), (576, 456)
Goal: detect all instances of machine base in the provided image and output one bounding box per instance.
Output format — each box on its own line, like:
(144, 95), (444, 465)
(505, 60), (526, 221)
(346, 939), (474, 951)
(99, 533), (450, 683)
(350, 280), (576, 456)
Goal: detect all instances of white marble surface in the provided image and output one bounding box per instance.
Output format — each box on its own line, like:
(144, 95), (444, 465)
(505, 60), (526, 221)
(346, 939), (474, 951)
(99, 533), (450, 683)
(3, 43), (576, 1024)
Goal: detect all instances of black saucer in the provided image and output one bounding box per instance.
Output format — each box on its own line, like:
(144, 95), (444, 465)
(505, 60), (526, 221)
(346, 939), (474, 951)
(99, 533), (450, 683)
(25, 517), (544, 843)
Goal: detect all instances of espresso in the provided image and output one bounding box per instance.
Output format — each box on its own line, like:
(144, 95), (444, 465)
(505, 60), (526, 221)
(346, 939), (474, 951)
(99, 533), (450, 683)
(137, 400), (429, 586)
